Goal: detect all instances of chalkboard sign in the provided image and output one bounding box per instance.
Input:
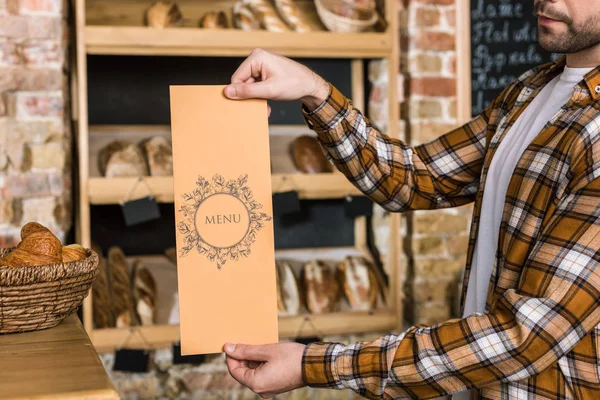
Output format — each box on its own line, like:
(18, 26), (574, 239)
(470, 0), (560, 116)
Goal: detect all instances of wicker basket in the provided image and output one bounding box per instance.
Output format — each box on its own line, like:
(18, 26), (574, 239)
(0, 247), (99, 334)
(315, 0), (378, 33)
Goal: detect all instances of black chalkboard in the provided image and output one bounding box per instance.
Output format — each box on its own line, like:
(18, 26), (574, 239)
(470, 0), (560, 116)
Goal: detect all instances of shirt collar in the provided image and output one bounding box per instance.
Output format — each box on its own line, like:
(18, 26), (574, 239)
(552, 54), (600, 101)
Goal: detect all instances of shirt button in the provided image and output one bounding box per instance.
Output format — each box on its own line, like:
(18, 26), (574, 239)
(595, 85), (600, 94)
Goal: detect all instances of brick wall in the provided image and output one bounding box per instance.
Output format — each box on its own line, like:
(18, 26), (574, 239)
(400, 0), (470, 324)
(0, 0), (70, 245)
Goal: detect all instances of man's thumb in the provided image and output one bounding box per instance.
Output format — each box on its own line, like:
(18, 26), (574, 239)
(224, 343), (270, 361)
(224, 82), (271, 100)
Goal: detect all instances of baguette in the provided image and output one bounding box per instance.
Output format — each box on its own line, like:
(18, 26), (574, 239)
(243, 0), (288, 32)
(107, 246), (134, 328)
(233, 1), (260, 31)
(91, 242), (115, 329)
(274, 0), (311, 32)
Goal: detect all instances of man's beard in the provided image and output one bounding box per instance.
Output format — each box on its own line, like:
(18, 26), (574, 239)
(535, 1), (600, 53)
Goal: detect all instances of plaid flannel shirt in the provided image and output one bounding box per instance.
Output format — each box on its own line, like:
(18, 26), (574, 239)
(300, 55), (600, 399)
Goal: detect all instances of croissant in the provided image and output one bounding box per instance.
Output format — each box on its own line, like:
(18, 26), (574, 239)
(62, 244), (88, 262)
(0, 222), (62, 267)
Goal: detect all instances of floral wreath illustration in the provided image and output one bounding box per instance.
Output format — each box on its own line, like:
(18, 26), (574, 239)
(177, 173), (272, 269)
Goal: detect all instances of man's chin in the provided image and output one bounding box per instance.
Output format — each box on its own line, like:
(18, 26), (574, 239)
(538, 34), (567, 53)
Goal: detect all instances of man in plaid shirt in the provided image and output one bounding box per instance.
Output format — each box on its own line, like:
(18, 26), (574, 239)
(221, 1), (600, 398)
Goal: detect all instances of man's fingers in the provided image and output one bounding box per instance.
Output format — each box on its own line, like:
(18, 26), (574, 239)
(231, 48), (268, 84)
(224, 343), (272, 361)
(224, 81), (273, 100)
(226, 356), (256, 386)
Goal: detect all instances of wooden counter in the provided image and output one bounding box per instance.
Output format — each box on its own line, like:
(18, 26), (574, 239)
(0, 314), (119, 400)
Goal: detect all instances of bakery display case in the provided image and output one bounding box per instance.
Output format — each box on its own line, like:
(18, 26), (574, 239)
(73, 0), (401, 352)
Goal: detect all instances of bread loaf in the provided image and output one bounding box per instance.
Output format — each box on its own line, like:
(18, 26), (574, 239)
(276, 260), (301, 316)
(91, 242), (115, 329)
(200, 10), (229, 29)
(139, 137), (173, 177)
(337, 256), (378, 311)
(132, 259), (157, 326)
(98, 141), (149, 178)
(145, 0), (184, 29)
(243, 0), (288, 32)
(62, 244), (87, 262)
(107, 246), (134, 328)
(274, 0), (311, 32)
(291, 135), (332, 174)
(302, 260), (340, 314)
(0, 222), (63, 267)
(233, 1), (260, 31)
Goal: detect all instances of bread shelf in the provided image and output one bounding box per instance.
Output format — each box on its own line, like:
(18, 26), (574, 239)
(90, 310), (397, 353)
(85, 26), (393, 58)
(88, 173), (362, 204)
(75, 0), (403, 350)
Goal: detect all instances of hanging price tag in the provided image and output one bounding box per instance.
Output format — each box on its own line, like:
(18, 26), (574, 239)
(344, 195), (373, 217)
(272, 190), (301, 216)
(172, 342), (206, 365)
(120, 178), (161, 226)
(113, 328), (153, 373)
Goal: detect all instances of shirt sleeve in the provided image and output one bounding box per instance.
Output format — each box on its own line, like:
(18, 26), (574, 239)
(302, 151), (600, 399)
(301, 83), (492, 212)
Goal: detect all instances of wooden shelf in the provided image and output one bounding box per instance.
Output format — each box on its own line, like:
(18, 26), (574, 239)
(88, 173), (362, 204)
(90, 310), (397, 353)
(84, 26), (393, 58)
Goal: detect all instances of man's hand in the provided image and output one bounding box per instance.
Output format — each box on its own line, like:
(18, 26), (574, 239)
(224, 342), (307, 399)
(224, 48), (330, 111)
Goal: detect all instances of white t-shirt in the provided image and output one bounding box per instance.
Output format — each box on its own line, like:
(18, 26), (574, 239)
(452, 66), (593, 400)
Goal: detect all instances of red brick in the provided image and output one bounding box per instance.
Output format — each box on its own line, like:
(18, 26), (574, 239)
(0, 15), (27, 37)
(445, 8), (455, 27)
(411, 77), (456, 97)
(18, 0), (60, 15)
(369, 84), (386, 103)
(416, 0), (454, 5)
(27, 16), (60, 39)
(20, 40), (62, 66)
(9, 92), (63, 119)
(415, 7), (441, 28)
(0, 40), (20, 65)
(5, 173), (52, 198)
(415, 31), (455, 51)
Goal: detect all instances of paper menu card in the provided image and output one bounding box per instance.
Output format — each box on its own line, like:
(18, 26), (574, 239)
(169, 85), (279, 355)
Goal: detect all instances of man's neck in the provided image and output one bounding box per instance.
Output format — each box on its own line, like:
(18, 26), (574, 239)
(566, 43), (600, 68)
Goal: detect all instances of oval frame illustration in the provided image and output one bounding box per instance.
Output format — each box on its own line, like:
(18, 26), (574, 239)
(193, 193), (251, 249)
(177, 173), (272, 269)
